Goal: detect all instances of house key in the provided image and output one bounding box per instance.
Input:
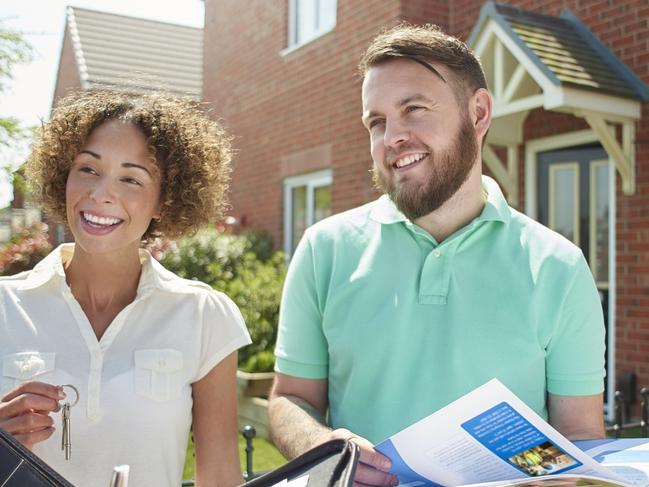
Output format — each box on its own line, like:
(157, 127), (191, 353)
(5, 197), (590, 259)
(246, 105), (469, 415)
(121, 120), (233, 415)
(59, 384), (79, 460)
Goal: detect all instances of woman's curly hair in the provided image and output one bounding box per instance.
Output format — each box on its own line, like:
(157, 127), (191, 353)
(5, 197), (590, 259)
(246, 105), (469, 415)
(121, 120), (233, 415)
(25, 89), (232, 240)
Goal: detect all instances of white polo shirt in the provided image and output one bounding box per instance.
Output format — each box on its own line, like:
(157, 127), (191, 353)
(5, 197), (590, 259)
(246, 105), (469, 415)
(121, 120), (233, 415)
(0, 244), (251, 487)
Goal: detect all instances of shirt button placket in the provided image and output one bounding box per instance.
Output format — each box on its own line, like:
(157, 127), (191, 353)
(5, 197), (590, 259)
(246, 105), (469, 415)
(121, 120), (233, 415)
(88, 350), (103, 420)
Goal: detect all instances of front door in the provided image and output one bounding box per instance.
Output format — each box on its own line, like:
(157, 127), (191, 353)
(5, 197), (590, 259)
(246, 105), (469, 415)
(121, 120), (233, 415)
(537, 144), (611, 397)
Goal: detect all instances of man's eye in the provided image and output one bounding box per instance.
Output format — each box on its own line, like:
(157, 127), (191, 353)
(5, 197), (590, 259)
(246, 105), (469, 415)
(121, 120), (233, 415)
(405, 105), (423, 113)
(368, 119), (385, 129)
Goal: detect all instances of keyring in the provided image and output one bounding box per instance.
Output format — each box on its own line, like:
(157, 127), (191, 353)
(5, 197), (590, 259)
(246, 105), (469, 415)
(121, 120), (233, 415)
(60, 384), (79, 408)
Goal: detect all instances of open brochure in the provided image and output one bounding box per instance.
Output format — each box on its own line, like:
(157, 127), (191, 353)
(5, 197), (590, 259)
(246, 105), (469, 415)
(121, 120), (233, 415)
(375, 379), (649, 487)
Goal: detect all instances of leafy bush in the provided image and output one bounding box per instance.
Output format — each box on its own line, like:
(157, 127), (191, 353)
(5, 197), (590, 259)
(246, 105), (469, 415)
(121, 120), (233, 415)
(156, 227), (286, 372)
(0, 223), (52, 276)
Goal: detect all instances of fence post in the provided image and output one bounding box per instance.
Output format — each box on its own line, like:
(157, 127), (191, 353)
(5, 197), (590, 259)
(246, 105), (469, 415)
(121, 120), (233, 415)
(641, 388), (649, 438)
(243, 425), (257, 480)
(614, 390), (624, 438)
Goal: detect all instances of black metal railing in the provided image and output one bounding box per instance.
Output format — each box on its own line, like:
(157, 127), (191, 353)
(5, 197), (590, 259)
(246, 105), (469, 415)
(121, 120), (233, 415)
(607, 387), (649, 437)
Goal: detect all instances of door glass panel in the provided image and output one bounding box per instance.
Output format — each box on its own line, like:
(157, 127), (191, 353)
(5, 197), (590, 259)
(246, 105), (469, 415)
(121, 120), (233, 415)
(291, 186), (307, 253)
(590, 161), (609, 284)
(314, 185), (331, 223)
(549, 163), (579, 246)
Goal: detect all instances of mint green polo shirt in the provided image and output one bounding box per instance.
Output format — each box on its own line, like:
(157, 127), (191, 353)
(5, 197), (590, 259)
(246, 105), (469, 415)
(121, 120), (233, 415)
(274, 176), (605, 444)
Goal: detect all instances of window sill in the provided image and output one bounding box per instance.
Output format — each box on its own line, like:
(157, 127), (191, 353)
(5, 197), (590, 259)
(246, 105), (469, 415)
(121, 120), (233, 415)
(280, 26), (335, 57)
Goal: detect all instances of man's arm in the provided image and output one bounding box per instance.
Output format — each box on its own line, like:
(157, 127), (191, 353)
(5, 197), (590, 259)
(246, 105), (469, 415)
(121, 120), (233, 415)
(268, 373), (397, 486)
(268, 373), (330, 458)
(548, 393), (606, 440)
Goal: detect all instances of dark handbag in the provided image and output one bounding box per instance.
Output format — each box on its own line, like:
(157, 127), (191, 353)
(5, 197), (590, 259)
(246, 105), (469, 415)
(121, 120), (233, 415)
(242, 439), (359, 487)
(0, 427), (74, 486)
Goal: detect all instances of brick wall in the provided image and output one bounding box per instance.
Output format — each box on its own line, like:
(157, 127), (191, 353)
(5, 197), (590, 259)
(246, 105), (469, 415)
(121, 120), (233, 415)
(204, 0), (406, 247)
(204, 0), (649, 412)
(52, 26), (82, 104)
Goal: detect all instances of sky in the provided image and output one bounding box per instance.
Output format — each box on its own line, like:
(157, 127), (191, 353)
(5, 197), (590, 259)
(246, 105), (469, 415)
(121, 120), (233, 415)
(0, 0), (205, 207)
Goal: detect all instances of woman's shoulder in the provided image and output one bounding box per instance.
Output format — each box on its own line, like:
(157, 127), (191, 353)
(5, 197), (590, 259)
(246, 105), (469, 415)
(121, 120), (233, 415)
(145, 256), (238, 306)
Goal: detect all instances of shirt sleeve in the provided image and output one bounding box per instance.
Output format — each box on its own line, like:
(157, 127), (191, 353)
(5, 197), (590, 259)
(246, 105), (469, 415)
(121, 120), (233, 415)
(545, 252), (606, 396)
(274, 232), (329, 379)
(193, 290), (252, 382)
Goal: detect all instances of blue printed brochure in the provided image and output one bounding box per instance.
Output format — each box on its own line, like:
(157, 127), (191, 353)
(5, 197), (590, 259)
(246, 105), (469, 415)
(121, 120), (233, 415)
(375, 379), (647, 486)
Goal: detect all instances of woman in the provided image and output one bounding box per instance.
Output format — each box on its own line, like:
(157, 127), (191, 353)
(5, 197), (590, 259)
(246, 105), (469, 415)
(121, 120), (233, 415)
(0, 90), (251, 487)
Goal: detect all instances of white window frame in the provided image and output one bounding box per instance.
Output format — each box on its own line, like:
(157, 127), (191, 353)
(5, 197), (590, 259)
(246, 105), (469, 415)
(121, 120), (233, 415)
(283, 169), (332, 256)
(285, 0), (337, 53)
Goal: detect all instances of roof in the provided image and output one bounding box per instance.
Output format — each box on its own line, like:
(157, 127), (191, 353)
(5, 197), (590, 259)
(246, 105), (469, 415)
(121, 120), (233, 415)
(66, 6), (202, 98)
(468, 2), (649, 101)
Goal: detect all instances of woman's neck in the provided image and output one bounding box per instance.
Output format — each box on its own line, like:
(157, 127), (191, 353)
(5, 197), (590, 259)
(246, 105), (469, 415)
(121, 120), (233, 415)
(64, 245), (143, 336)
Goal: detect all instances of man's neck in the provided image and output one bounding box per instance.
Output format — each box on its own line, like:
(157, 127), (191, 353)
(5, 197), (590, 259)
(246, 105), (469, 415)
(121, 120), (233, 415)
(413, 167), (486, 243)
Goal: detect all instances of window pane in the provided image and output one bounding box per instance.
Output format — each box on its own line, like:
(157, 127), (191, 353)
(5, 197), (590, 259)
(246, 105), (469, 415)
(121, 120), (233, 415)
(549, 165), (578, 245)
(592, 163), (609, 283)
(318, 0), (337, 32)
(296, 0), (316, 44)
(292, 186), (307, 252)
(313, 185), (331, 223)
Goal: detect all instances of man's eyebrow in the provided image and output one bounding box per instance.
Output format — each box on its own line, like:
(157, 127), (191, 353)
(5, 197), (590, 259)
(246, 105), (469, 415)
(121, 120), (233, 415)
(362, 94), (435, 124)
(397, 94), (435, 107)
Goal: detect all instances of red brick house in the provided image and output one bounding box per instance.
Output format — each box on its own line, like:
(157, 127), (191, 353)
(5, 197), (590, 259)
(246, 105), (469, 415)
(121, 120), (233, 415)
(202, 0), (649, 419)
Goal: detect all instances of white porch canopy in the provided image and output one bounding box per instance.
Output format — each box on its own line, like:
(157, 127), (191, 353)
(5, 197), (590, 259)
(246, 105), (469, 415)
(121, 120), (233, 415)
(468, 3), (649, 207)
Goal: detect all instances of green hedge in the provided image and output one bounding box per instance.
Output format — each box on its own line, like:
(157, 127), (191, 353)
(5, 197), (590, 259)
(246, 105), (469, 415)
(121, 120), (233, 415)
(156, 228), (286, 372)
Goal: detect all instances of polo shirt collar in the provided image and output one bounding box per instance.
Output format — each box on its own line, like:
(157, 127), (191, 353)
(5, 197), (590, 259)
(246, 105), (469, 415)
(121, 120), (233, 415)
(19, 243), (181, 294)
(368, 175), (510, 226)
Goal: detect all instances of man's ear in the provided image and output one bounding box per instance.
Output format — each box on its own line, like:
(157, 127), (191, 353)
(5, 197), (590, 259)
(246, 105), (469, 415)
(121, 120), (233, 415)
(470, 88), (492, 142)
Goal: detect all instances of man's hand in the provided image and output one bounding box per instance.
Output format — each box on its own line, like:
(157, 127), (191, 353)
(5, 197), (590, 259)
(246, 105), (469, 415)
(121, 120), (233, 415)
(269, 373), (399, 486)
(317, 428), (398, 486)
(0, 381), (64, 449)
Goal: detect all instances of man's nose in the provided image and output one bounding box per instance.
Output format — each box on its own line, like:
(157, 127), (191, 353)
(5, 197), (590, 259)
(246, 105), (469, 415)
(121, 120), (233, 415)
(384, 120), (410, 147)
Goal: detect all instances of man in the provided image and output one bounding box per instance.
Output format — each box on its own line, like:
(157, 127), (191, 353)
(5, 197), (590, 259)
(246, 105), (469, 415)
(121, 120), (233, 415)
(268, 24), (606, 486)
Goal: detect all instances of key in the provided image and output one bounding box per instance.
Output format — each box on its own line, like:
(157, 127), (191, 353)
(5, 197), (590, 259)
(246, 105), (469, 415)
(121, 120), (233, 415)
(61, 402), (71, 460)
(59, 384), (79, 461)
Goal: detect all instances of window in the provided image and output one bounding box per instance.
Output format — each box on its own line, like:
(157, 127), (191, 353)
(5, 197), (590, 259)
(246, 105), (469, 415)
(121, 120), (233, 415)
(288, 0), (337, 48)
(284, 169), (332, 255)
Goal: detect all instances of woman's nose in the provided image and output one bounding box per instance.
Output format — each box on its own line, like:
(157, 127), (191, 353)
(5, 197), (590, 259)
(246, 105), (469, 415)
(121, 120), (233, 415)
(88, 178), (115, 203)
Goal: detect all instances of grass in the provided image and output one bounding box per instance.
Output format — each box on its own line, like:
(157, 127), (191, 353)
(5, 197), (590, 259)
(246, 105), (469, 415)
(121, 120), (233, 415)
(183, 433), (287, 481)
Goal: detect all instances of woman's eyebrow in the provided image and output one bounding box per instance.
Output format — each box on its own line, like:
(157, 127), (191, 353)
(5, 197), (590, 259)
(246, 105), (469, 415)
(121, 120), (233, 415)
(122, 162), (153, 176)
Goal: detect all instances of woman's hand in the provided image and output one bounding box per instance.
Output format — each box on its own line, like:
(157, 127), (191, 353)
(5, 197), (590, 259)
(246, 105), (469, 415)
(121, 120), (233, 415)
(0, 381), (64, 449)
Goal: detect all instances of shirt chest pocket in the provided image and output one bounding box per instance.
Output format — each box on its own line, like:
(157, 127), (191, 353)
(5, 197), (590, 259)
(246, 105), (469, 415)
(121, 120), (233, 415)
(134, 349), (184, 402)
(2, 352), (56, 395)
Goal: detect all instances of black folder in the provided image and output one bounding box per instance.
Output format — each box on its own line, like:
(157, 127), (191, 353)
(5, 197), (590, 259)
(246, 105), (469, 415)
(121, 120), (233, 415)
(0, 427), (74, 487)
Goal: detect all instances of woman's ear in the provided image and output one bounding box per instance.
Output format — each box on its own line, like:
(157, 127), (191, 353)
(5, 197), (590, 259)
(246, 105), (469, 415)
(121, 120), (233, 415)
(470, 88), (492, 143)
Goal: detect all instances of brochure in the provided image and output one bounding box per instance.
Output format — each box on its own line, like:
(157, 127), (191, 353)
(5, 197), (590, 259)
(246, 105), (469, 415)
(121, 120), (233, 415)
(375, 379), (648, 487)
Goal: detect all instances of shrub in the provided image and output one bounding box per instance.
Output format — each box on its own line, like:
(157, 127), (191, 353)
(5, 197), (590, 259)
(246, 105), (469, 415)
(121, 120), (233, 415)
(0, 223), (52, 276)
(156, 227), (286, 371)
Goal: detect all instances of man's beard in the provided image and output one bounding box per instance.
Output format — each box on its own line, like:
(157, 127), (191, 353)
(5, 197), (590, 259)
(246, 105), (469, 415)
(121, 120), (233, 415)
(372, 116), (479, 221)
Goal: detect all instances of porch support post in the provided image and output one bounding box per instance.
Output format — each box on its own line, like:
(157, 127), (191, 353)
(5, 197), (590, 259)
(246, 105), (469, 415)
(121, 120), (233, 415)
(580, 110), (636, 195)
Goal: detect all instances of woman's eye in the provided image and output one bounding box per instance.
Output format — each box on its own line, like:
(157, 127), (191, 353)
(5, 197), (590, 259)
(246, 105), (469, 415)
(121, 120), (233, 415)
(123, 177), (142, 186)
(79, 166), (97, 175)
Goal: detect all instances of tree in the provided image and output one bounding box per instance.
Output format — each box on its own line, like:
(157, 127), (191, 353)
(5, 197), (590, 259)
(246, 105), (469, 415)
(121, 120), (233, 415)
(0, 21), (33, 204)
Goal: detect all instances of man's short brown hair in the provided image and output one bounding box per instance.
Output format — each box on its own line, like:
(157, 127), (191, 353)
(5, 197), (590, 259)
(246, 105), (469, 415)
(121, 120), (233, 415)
(359, 23), (487, 99)
(26, 89), (232, 240)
